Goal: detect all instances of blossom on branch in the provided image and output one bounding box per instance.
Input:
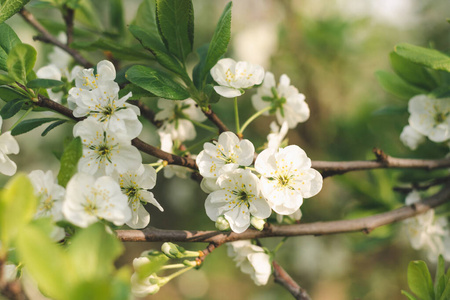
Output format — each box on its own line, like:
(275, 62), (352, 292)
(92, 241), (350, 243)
(210, 58), (264, 98)
(62, 173), (131, 227)
(227, 240), (271, 286)
(252, 72), (310, 129)
(74, 119), (141, 177)
(408, 95), (450, 143)
(205, 169), (271, 233)
(0, 117), (19, 176)
(255, 145), (322, 215)
(116, 165), (163, 229)
(400, 125), (426, 150)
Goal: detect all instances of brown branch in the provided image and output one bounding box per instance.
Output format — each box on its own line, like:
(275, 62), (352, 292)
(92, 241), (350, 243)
(202, 106), (229, 133)
(116, 182), (450, 243)
(19, 8), (92, 68)
(272, 261), (311, 300)
(314, 148), (450, 178)
(393, 175), (450, 194)
(62, 5), (75, 46)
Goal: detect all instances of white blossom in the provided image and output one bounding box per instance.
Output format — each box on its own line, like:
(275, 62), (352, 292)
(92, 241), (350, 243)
(267, 121), (289, 151)
(404, 190), (448, 262)
(210, 58), (264, 98)
(116, 165), (163, 229)
(400, 125), (426, 150)
(227, 240), (271, 286)
(255, 145), (322, 215)
(205, 169), (271, 233)
(276, 208), (302, 224)
(36, 64), (83, 103)
(70, 81), (142, 139)
(0, 116), (19, 176)
(2, 263), (17, 282)
(196, 131), (255, 180)
(62, 173), (131, 227)
(131, 272), (160, 297)
(159, 132), (191, 179)
(155, 98), (206, 142)
(408, 95), (450, 143)
(74, 119), (141, 177)
(252, 72), (310, 129)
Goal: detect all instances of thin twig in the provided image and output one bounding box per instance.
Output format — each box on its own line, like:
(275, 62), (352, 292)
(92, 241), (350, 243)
(61, 5), (75, 46)
(19, 8), (92, 68)
(202, 106), (229, 133)
(272, 261), (311, 300)
(116, 182), (450, 243)
(393, 175), (450, 194)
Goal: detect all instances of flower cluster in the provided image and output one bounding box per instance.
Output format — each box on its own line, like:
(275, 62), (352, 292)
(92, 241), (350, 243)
(400, 94), (450, 150)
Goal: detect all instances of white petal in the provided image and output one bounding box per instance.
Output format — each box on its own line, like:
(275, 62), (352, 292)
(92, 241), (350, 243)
(213, 86), (243, 98)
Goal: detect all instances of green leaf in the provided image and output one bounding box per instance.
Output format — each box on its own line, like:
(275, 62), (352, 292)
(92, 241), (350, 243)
(0, 174), (37, 254)
(71, 38), (152, 61)
(74, 0), (103, 30)
(435, 276), (447, 300)
(68, 223), (123, 280)
(0, 46), (7, 71)
(16, 221), (74, 300)
(135, 251), (169, 279)
(192, 43), (209, 89)
(129, 25), (186, 77)
(6, 43), (37, 83)
(126, 65), (189, 100)
(395, 43), (450, 72)
(109, 0), (124, 34)
(407, 260), (434, 300)
(11, 117), (65, 136)
(119, 83), (155, 99)
(401, 290), (418, 300)
(0, 98), (24, 119)
(375, 70), (427, 100)
(436, 255), (445, 285)
(0, 22), (21, 54)
(155, 0), (194, 61)
(41, 119), (67, 136)
(440, 279), (450, 300)
(57, 136), (82, 187)
(389, 52), (437, 90)
(0, 86), (26, 102)
(27, 78), (64, 89)
(0, 72), (14, 84)
(200, 2), (232, 84)
(0, 0), (31, 24)
(131, 0), (158, 36)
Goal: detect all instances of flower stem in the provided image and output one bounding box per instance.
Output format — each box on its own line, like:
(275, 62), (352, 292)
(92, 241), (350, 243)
(9, 107), (33, 132)
(239, 106), (272, 134)
(234, 97), (240, 134)
(155, 164), (165, 173)
(164, 264), (195, 282)
(160, 264), (186, 270)
(148, 162), (163, 167)
(273, 237), (289, 254)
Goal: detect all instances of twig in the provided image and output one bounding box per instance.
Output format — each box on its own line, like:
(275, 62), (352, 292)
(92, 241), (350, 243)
(19, 8), (92, 68)
(393, 175), (450, 194)
(272, 261), (311, 300)
(61, 5), (75, 46)
(202, 106), (229, 133)
(116, 182), (450, 243)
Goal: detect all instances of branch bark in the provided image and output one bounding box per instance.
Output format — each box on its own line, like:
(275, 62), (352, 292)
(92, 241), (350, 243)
(116, 182), (450, 243)
(272, 261), (311, 300)
(19, 8), (92, 68)
(202, 106), (230, 133)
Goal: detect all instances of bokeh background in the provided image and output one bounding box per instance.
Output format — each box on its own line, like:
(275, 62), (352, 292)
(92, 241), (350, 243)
(3, 0), (450, 299)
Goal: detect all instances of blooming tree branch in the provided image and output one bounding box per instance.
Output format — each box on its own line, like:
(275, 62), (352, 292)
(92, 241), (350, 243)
(116, 182), (450, 243)
(19, 8), (92, 68)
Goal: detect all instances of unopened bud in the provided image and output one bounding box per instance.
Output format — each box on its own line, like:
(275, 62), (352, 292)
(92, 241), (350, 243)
(215, 216), (230, 231)
(162, 242), (185, 259)
(251, 216), (265, 231)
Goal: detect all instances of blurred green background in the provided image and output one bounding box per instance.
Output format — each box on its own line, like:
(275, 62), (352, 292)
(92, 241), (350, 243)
(3, 0), (450, 299)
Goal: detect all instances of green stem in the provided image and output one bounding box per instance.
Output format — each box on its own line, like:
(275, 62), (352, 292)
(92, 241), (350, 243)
(273, 237), (289, 254)
(9, 107), (33, 131)
(234, 97), (240, 134)
(155, 164), (165, 174)
(160, 264), (186, 270)
(164, 265), (195, 282)
(148, 162), (163, 167)
(188, 118), (218, 134)
(239, 106), (272, 134)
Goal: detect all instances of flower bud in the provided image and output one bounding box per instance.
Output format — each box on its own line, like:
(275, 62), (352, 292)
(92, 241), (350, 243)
(251, 216), (265, 231)
(215, 216), (230, 231)
(161, 242), (185, 259)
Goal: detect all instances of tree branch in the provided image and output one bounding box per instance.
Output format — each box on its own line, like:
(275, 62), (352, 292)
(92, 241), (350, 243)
(202, 106), (230, 133)
(62, 5), (75, 46)
(272, 261), (311, 300)
(116, 182), (450, 243)
(19, 8), (92, 68)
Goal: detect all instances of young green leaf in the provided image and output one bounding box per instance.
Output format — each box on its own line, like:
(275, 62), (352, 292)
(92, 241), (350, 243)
(131, 0), (158, 37)
(440, 281), (450, 300)
(0, 86), (27, 102)
(27, 78), (64, 89)
(192, 43), (209, 89)
(155, 0), (194, 61)
(389, 52), (437, 90)
(126, 65), (189, 100)
(375, 70), (427, 100)
(71, 38), (152, 61)
(400, 290), (418, 300)
(109, 0), (125, 34)
(11, 117), (65, 136)
(0, 98), (24, 119)
(0, 174), (37, 254)
(200, 2), (232, 84)
(41, 119), (67, 136)
(129, 25), (186, 77)
(0, 0), (31, 24)
(134, 251), (169, 279)
(407, 260), (435, 300)
(6, 43), (37, 83)
(0, 22), (21, 54)
(0, 47), (7, 71)
(0, 72), (14, 84)
(57, 136), (82, 187)
(395, 43), (450, 72)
